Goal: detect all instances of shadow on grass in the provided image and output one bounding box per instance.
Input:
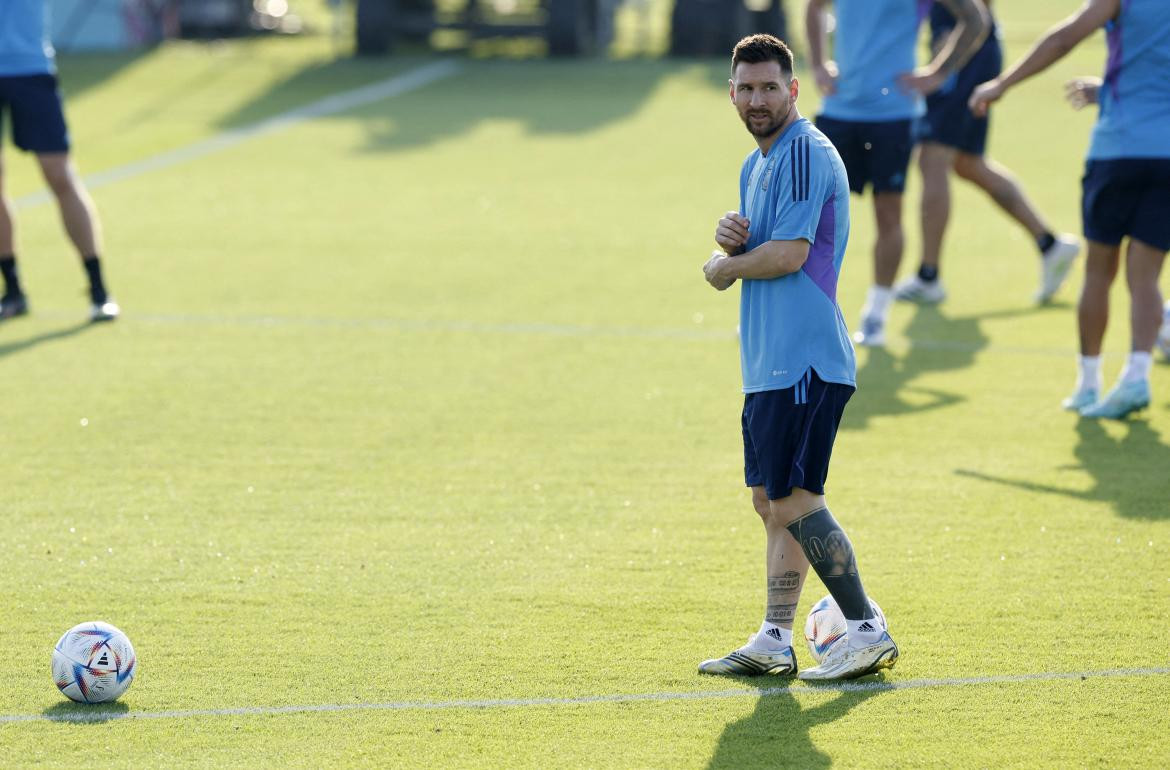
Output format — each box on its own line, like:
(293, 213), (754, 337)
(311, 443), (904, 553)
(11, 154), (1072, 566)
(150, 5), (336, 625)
(0, 321), (94, 359)
(955, 418), (1170, 520)
(214, 56), (702, 153)
(706, 678), (883, 769)
(844, 303), (1045, 431)
(41, 700), (130, 724)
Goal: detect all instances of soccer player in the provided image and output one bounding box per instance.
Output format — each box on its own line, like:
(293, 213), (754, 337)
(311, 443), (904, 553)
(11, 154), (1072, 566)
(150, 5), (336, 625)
(805, 0), (989, 346)
(971, 0), (1170, 419)
(698, 35), (897, 680)
(896, 0), (1081, 306)
(0, 0), (119, 322)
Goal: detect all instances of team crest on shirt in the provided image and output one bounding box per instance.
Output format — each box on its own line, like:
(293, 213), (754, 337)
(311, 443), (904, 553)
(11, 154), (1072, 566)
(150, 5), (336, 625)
(760, 160), (774, 192)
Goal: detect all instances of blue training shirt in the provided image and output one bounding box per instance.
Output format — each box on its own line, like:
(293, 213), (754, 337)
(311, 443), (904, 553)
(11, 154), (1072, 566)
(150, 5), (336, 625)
(820, 0), (932, 122)
(1088, 0), (1170, 160)
(737, 118), (856, 393)
(0, 0), (56, 76)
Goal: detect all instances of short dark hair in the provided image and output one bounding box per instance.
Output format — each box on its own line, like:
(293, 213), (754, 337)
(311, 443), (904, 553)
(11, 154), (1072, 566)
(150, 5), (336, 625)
(731, 34), (794, 79)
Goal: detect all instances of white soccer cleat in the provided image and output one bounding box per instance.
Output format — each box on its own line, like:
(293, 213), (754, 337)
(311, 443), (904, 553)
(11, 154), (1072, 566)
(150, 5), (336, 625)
(698, 635), (797, 677)
(1061, 388), (1098, 412)
(1036, 235), (1081, 304)
(894, 275), (946, 304)
(798, 631), (898, 681)
(91, 299), (120, 322)
(1079, 380), (1150, 420)
(1156, 300), (1170, 360)
(852, 315), (885, 347)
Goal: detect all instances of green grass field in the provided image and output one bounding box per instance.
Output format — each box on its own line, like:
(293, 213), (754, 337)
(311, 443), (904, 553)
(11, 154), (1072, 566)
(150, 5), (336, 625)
(2, 0), (1168, 766)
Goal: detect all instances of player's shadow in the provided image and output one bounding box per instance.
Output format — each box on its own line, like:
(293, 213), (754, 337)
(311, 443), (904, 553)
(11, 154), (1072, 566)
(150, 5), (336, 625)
(0, 321), (94, 360)
(706, 678), (884, 768)
(956, 418), (1170, 520)
(843, 303), (1050, 431)
(41, 701), (130, 724)
(215, 56), (693, 153)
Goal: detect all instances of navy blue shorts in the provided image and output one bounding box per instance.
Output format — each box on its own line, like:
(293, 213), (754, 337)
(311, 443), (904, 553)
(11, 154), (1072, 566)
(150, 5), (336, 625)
(0, 74), (71, 154)
(742, 369), (854, 501)
(1082, 158), (1170, 251)
(815, 115), (914, 194)
(917, 38), (1002, 156)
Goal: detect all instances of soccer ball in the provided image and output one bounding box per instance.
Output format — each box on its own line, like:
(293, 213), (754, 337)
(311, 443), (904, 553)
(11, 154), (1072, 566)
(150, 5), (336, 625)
(51, 621), (137, 703)
(803, 595), (887, 664)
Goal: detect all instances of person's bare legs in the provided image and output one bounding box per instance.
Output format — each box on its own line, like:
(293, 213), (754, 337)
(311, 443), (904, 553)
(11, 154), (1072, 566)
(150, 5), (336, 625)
(1078, 240), (1120, 357)
(37, 152), (115, 318)
(1076, 239), (1165, 416)
(1125, 238), (1167, 353)
(873, 192), (904, 288)
(854, 192), (905, 344)
(0, 151), (14, 257)
(0, 151), (27, 312)
(1063, 240), (1119, 407)
(919, 142), (956, 272)
(953, 152), (1051, 239)
(37, 153), (101, 259)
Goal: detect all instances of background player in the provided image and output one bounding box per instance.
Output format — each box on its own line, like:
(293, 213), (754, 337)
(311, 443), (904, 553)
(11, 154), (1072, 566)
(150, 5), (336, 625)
(0, 0), (119, 322)
(805, 0), (988, 346)
(971, 0), (1170, 418)
(897, 0), (1080, 306)
(698, 35), (897, 681)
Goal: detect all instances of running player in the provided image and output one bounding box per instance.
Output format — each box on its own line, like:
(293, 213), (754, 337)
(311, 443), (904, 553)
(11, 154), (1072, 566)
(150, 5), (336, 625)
(897, 0), (1080, 306)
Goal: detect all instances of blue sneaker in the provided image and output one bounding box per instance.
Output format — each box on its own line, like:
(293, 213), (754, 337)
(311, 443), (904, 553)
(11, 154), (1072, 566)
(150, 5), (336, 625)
(852, 315), (885, 347)
(1157, 301), (1170, 359)
(1079, 380), (1150, 420)
(1061, 388), (1098, 412)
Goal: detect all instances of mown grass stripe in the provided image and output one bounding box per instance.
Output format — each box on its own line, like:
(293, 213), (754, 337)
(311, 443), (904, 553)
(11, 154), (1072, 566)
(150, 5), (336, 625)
(12, 60), (462, 210)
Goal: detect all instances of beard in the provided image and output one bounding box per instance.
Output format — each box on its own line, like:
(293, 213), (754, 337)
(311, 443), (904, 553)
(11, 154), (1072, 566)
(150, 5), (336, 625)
(740, 103), (792, 138)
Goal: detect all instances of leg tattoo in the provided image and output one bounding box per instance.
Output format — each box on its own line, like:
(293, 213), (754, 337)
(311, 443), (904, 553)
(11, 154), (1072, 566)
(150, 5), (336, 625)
(786, 507), (874, 620)
(766, 570), (801, 626)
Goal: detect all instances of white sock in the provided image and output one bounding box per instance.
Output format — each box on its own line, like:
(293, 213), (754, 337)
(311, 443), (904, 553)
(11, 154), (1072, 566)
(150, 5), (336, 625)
(1119, 351), (1152, 384)
(863, 285), (894, 321)
(845, 617), (885, 648)
(1075, 355), (1102, 393)
(753, 620), (792, 650)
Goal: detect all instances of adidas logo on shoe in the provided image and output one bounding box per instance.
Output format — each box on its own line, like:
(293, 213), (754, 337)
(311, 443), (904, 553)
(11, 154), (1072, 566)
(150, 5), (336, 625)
(856, 622), (877, 633)
(765, 627), (785, 642)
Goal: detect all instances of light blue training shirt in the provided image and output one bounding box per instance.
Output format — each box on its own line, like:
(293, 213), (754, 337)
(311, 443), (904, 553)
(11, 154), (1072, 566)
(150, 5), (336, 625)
(1088, 0), (1170, 160)
(819, 0), (933, 122)
(0, 0), (56, 76)
(737, 118), (856, 393)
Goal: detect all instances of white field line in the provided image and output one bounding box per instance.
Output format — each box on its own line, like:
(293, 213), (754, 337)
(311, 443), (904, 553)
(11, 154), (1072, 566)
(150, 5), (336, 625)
(12, 60), (463, 210)
(26, 310), (1093, 355)
(2, 666), (1167, 725)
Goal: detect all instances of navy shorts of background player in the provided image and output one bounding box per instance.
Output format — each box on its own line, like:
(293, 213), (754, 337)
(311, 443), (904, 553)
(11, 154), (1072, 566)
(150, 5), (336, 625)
(1082, 158), (1170, 252)
(916, 19), (1003, 156)
(0, 74), (70, 153)
(814, 116), (914, 194)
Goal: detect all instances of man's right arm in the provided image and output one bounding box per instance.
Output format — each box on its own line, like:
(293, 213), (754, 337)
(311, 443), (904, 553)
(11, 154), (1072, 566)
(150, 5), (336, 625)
(901, 0), (990, 95)
(970, 0), (1120, 116)
(804, 0), (838, 96)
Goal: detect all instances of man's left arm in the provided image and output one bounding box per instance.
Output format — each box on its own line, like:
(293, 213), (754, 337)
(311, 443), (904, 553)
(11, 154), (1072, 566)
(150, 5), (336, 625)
(704, 240), (810, 288)
(901, 0), (991, 95)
